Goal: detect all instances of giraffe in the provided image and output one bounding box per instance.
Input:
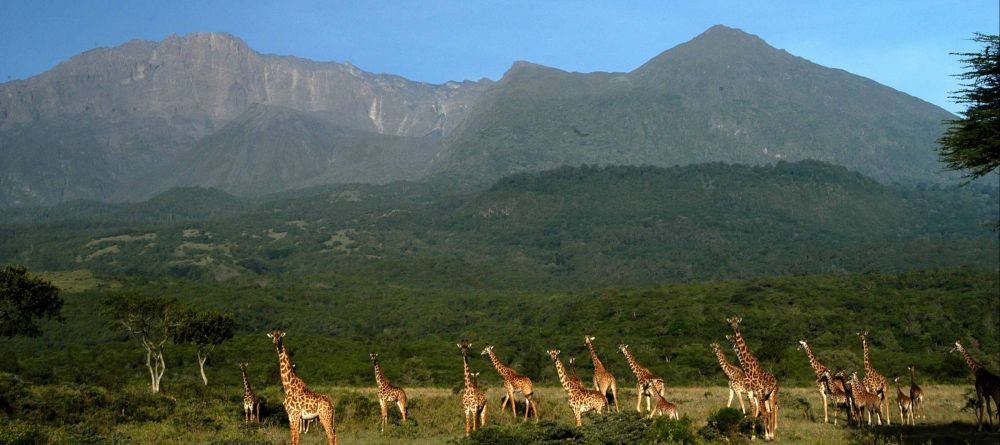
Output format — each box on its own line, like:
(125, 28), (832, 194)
(458, 341), (487, 435)
(266, 330), (336, 445)
(567, 356), (584, 388)
(952, 340), (1000, 430)
(617, 344), (665, 414)
(238, 362), (261, 424)
(845, 371), (883, 427)
(710, 342), (749, 414)
(857, 331), (890, 425)
(894, 376), (914, 425)
(370, 353), (408, 432)
(547, 349), (607, 426)
(584, 335), (619, 412)
(648, 390), (680, 420)
(907, 365), (925, 420)
(482, 344), (537, 420)
(727, 316), (779, 441)
(819, 370), (853, 425)
(798, 339), (843, 423)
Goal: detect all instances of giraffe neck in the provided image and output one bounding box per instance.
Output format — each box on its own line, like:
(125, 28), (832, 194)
(959, 346), (984, 374)
(803, 343), (827, 375)
(485, 349), (511, 376)
(861, 337), (873, 373)
(462, 353), (474, 389)
(622, 348), (646, 378)
(241, 368), (253, 395)
(712, 346), (739, 375)
(373, 361), (389, 389)
(731, 330), (761, 377)
(552, 356), (575, 392)
(276, 342), (303, 394)
(909, 367), (918, 385)
(585, 340), (608, 373)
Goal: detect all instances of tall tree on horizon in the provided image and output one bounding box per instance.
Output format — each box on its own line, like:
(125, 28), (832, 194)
(938, 33), (1000, 194)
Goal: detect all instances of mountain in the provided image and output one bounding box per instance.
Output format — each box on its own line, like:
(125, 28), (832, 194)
(0, 26), (966, 207)
(0, 32), (490, 205)
(434, 25), (956, 185)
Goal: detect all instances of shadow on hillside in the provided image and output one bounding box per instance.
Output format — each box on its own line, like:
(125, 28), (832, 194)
(850, 422), (1000, 445)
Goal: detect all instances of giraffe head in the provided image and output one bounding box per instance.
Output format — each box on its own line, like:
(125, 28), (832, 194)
(470, 371), (480, 386)
(481, 344), (494, 356)
(797, 340), (809, 350)
(893, 375), (900, 384)
(617, 344), (629, 355)
(951, 340), (963, 353)
(709, 342), (722, 354)
(266, 329), (286, 352)
(585, 335), (596, 345)
(239, 362), (249, 371)
(726, 316), (742, 330)
(458, 340), (471, 356)
(547, 349), (561, 361)
(857, 330), (869, 341)
(568, 356), (577, 367)
(370, 352), (379, 364)
(725, 334), (737, 348)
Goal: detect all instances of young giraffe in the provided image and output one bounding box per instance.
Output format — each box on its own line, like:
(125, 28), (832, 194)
(710, 342), (749, 414)
(952, 340), (1000, 430)
(907, 365), (925, 420)
(727, 317), (779, 441)
(584, 335), (620, 412)
(894, 376), (914, 425)
(458, 341), (487, 435)
(238, 362), (261, 424)
(857, 331), (890, 425)
(547, 349), (607, 426)
(370, 353), (408, 432)
(819, 370), (853, 425)
(845, 371), (883, 427)
(482, 344), (538, 420)
(567, 356), (584, 388)
(617, 344), (665, 414)
(266, 330), (336, 445)
(798, 339), (843, 423)
(648, 390), (680, 420)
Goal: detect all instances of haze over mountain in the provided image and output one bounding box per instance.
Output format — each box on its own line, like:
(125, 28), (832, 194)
(0, 26), (960, 207)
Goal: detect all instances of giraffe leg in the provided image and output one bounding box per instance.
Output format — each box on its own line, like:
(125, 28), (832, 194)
(727, 388), (735, 408)
(636, 384), (644, 413)
(575, 409), (582, 427)
(288, 415), (302, 445)
(465, 410), (471, 435)
(398, 399), (407, 423)
(508, 388), (518, 418)
(379, 399), (388, 432)
(480, 403), (488, 428)
(821, 390), (828, 423)
(320, 410), (337, 445)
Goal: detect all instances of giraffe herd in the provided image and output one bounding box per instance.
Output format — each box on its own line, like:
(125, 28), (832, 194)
(240, 324), (997, 444)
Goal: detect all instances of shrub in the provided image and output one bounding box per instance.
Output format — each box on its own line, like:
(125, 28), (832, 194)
(645, 416), (697, 445)
(699, 407), (755, 443)
(457, 421), (581, 445)
(0, 422), (45, 445)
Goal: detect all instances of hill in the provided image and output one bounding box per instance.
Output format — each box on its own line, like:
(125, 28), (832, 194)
(1, 161), (995, 287)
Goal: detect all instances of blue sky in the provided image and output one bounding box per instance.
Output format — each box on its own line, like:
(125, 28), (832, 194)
(1, 1), (996, 113)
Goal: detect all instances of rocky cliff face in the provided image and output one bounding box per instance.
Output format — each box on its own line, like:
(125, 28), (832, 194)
(0, 32), (491, 205)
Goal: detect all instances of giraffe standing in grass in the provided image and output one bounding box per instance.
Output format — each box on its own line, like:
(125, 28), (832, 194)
(618, 344), (665, 414)
(547, 349), (606, 426)
(857, 331), (890, 425)
(894, 376), (914, 425)
(820, 370), (853, 425)
(567, 356), (584, 388)
(267, 330), (336, 445)
(711, 342), (748, 414)
(370, 353), (408, 432)
(648, 391), (680, 419)
(907, 365), (925, 420)
(584, 335), (619, 412)
(727, 317), (779, 441)
(798, 339), (842, 423)
(953, 340), (1000, 430)
(845, 371), (882, 427)
(239, 362), (261, 424)
(482, 344), (537, 420)
(459, 341), (487, 435)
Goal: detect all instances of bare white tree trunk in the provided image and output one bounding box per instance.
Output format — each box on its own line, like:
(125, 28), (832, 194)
(198, 352), (208, 386)
(142, 338), (168, 393)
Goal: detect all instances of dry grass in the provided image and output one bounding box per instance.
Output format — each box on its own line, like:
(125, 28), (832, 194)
(201, 384), (1000, 444)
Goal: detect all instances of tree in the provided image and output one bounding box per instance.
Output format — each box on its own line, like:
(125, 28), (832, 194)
(101, 293), (177, 393)
(0, 264), (63, 338)
(172, 308), (235, 385)
(938, 33), (1000, 182)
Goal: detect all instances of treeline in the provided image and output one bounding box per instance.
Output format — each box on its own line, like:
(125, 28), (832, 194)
(5, 268), (996, 392)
